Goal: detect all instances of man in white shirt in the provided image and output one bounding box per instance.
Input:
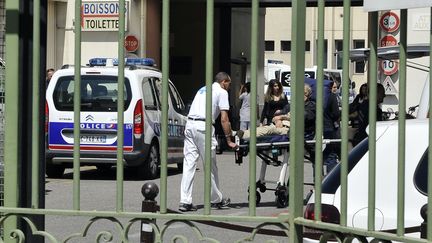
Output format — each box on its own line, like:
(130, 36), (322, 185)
(179, 72), (237, 212)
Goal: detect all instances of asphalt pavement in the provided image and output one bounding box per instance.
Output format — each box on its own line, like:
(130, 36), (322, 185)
(44, 151), (315, 242)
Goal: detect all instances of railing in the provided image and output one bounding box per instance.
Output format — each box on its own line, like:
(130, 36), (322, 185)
(0, 0), (431, 242)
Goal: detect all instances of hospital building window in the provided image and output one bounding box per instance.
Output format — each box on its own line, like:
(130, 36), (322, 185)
(281, 41), (291, 52)
(353, 39), (365, 73)
(315, 39), (328, 68)
(335, 39), (343, 69)
(305, 41), (311, 51)
(265, 41), (275, 51)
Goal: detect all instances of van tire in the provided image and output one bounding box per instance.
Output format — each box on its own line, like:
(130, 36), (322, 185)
(46, 164), (65, 178)
(141, 142), (160, 179)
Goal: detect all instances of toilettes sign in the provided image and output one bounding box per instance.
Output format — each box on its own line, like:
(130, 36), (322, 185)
(81, 1), (129, 31)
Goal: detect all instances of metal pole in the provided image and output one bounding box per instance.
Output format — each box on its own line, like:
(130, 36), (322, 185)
(140, 182), (159, 243)
(367, 11), (378, 231)
(248, 0), (258, 216)
(289, 0), (306, 242)
(204, 0), (214, 215)
(160, 0), (170, 214)
(4, 0), (20, 239)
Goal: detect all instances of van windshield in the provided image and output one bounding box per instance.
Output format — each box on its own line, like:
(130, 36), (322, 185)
(53, 75), (132, 112)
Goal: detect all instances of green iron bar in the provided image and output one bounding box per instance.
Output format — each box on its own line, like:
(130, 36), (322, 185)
(367, 11), (378, 232)
(73, 0), (82, 211)
(296, 218), (429, 243)
(340, 0), (351, 227)
(4, 0), (20, 236)
(0, 207), (289, 223)
(289, 0), (306, 242)
(314, 0), (325, 221)
(31, 0), (41, 209)
(368, 12), (378, 230)
(428, 7), (432, 241)
(248, 0), (259, 216)
(116, 0), (126, 213)
(204, 0), (214, 215)
(160, 0), (171, 214)
(397, 9), (407, 237)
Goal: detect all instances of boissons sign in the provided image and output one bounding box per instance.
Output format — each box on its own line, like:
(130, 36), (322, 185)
(81, 1), (130, 31)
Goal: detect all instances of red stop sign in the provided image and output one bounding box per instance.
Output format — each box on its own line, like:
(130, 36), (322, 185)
(124, 35), (139, 52)
(380, 35), (398, 47)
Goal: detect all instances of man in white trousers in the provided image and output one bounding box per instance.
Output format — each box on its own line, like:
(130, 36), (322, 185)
(179, 72), (237, 212)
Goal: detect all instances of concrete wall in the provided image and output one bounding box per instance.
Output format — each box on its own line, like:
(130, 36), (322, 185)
(264, 7), (369, 92)
(55, 0), (152, 67)
(169, 2), (207, 105)
(230, 8), (265, 126)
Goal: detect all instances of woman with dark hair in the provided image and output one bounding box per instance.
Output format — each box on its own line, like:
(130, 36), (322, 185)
(355, 83), (368, 103)
(350, 83), (368, 113)
(349, 83), (368, 128)
(260, 79), (288, 126)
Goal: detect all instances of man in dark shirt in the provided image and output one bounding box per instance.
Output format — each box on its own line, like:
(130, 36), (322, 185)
(323, 82), (341, 173)
(352, 83), (386, 146)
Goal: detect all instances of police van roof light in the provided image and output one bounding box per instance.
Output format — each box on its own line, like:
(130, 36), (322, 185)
(89, 58), (156, 67)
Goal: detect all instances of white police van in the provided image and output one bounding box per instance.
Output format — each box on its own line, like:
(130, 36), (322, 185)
(45, 58), (187, 178)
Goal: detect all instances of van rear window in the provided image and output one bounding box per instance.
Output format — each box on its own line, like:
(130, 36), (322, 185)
(53, 75), (132, 112)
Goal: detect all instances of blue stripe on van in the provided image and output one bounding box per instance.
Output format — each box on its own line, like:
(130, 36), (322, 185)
(48, 122), (133, 147)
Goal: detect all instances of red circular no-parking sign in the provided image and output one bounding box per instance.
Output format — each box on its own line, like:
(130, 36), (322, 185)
(379, 12), (400, 33)
(380, 35), (398, 47)
(124, 35), (139, 52)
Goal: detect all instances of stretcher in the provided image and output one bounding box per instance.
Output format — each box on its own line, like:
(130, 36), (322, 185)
(234, 133), (340, 208)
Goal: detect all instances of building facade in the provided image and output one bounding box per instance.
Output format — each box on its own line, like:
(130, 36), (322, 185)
(264, 7), (369, 87)
(264, 7), (431, 112)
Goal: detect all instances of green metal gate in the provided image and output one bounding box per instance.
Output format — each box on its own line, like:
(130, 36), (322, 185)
(1, 0), (432, 242)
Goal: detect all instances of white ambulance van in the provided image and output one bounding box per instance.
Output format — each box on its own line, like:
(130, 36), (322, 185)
(265, 65), (356, 103)
(45, 58), (187, 179)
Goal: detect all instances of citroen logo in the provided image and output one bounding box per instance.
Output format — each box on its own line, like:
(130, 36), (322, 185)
(85, 115), (94, 121)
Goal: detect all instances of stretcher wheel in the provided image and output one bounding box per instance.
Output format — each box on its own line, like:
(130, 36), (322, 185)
(256, 181), (266, 193)
(248, 190), (261, 205)
(255, 191), (261, 205)
(275, 185), (288, 208)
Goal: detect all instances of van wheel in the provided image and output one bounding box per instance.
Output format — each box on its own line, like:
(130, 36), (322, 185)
(46, 164), (65, 178)
(275, 185), (288, 208)
(141, 143), (160, 179)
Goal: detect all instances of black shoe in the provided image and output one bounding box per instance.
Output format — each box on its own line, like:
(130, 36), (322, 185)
(211, 198), (231, 209)
(179, 203), (197, 212)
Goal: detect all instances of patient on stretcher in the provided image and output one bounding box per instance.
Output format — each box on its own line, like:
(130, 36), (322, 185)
(236, 84), (316, 140)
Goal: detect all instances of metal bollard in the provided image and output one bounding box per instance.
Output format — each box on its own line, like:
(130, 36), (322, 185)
(420, 204), (427, 239)
(141, 182), (159, 243)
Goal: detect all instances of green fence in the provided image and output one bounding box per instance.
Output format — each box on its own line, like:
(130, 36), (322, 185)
(0, 0), (431, 242)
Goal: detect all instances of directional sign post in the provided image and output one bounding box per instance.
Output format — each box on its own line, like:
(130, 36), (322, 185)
(379, 11), (400, 33)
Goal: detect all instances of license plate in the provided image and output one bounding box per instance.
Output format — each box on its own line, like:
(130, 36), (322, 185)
(80, 135), (106, 143)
